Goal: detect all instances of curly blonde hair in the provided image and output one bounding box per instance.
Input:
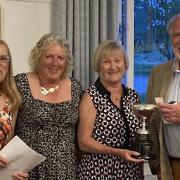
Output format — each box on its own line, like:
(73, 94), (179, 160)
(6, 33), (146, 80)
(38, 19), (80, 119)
(28, 33), (73, 78)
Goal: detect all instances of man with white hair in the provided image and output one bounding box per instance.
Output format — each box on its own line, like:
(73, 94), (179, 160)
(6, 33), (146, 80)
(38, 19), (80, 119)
(147, 13), (180, 180)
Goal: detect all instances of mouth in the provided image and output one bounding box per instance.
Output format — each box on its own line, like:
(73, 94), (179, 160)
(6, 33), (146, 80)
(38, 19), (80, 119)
(49, 67), (59, 72)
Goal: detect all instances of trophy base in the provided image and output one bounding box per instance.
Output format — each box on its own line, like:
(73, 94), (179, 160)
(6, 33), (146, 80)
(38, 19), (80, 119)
(135, 142), (156, 160)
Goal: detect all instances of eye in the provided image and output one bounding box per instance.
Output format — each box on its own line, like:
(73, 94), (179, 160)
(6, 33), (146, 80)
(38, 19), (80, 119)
(101, 60), (109, 64)
(115, 59), (121, 63)
(57, 56), (65, 61)
(173, 32), (180, 37)
(0, 55), (10, 62)
(45, 55), (53, 59)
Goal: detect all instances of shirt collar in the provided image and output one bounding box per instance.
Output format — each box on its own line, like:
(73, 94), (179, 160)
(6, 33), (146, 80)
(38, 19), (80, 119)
(173, 59), (180, 73)
(94, 77), (128, 98)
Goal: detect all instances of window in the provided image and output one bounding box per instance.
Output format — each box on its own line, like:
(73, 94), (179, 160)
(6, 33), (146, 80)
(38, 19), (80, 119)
(132, 0), (180, 102)
(119, 0), (179, 102)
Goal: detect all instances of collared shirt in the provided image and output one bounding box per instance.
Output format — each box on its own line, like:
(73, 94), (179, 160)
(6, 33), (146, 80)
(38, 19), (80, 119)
(77, 78), (144, 179)
(87, 77), (141, 149)
(164, 60), (180, 158)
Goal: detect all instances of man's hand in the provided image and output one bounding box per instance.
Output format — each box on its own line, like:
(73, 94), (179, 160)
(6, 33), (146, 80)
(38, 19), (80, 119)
(158, 102), (180, 123)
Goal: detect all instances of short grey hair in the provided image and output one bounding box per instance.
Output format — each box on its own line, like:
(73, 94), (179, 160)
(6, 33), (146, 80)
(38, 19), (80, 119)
(167, 13), (180, 36)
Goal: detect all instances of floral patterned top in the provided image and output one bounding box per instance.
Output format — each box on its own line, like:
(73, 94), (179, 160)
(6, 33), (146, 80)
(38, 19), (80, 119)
(0, 95), (12, 149)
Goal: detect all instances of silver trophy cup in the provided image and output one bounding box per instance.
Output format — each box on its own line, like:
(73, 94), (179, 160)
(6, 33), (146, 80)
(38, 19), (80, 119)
(133, 104), (158, 160)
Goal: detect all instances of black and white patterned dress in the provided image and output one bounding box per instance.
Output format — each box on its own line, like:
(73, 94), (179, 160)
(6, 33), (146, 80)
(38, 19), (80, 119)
(77, 78), (144, 180)
(15, 73), (82, 180)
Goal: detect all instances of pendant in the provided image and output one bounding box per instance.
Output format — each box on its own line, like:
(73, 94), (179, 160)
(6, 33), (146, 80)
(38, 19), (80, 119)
(40, 85), (59, 95)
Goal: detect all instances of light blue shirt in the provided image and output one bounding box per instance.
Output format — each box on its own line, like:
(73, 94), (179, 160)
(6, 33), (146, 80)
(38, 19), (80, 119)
(164, 60), (180, 157)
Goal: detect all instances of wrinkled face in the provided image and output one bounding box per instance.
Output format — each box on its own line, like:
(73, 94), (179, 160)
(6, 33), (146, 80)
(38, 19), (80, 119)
(0, 44), (9, 83)
(99, 52), (126, 85)
(38, 42), (67, 83)
(171, 19), (180, 60)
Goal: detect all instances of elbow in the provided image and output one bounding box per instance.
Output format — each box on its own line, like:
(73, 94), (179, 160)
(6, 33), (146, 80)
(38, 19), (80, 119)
(78, 139), (86, 152)
(78, 137), (89, 152)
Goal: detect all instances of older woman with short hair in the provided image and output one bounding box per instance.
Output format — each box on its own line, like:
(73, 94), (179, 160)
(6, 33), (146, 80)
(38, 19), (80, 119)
(77, 40), (144, 179)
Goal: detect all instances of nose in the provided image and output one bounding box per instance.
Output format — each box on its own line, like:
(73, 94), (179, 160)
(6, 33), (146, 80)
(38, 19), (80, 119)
(52, 56), (59, 65)
(110, 61), (116, 69)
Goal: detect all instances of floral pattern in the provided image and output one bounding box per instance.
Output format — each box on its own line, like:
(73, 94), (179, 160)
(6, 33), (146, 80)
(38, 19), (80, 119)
(0, 96), (12, 149)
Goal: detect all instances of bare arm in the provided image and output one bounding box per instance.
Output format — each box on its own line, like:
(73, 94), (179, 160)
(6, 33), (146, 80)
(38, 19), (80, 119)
(78, 92), (144, 163)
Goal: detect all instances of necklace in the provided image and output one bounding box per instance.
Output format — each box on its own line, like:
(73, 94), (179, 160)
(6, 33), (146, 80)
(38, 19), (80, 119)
(38, 74), (60, 95)
(40, 85), (59, 95)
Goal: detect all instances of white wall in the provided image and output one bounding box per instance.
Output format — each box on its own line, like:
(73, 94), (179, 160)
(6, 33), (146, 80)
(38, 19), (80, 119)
(0, 0), (51, 74)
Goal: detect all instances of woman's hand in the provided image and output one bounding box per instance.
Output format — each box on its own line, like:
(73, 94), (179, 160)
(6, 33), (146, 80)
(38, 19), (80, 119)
(0, 155), (8, 168)
(0, 155), (29, 179)
(12, 172), (29, 180)
(118, 149), (144, 163)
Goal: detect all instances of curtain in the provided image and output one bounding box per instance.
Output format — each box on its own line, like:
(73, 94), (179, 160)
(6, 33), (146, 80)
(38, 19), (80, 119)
(51, 0), (120, 88)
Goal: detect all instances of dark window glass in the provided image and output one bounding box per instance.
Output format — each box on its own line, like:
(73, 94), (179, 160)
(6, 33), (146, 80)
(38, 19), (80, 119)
(134, 0), (180, 102)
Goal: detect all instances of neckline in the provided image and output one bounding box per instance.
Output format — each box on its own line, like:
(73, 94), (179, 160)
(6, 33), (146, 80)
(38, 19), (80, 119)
(38, 74), (61, 95)
(94, 77), (128, 98)
(22, 73), (73, 105)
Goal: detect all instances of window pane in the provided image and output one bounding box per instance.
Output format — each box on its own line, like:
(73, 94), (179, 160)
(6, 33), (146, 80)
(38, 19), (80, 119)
(134, 0), (180, 102)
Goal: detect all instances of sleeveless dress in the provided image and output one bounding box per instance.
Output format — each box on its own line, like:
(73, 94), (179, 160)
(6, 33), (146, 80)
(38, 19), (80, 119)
(15, 73), (82, 180)
(77, 78), (144, 180)
(0, 95), (12, 149)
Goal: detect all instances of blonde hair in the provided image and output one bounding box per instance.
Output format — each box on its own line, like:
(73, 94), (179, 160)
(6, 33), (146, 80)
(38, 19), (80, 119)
(167, 13), (180, 36)
(28, 33), (73, 78)
(92, 40), (129, 72)
(0, 40), (22, 113)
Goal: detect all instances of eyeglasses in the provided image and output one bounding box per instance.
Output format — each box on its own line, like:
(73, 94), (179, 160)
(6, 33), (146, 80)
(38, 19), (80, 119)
(0, 55), (10, 64)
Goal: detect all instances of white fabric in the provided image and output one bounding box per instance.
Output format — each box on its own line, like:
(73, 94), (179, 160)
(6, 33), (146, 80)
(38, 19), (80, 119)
(164, 61), (180, 157)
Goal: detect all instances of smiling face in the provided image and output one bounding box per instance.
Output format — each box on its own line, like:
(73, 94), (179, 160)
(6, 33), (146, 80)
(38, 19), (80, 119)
(99, 51), (126, 86)
(0, 44), (9, 83)
(171, 18), (180, 60)
(38, 42), (68, 84)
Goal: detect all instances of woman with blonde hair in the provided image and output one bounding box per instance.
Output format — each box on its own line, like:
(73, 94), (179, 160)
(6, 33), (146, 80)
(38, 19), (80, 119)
(77, 40), (144, 179)
(0, 40), (29, 179)
(14, 33), (82, 179)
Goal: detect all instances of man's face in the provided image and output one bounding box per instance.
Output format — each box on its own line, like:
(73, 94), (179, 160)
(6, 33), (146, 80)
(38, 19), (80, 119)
(171, 19), (180, 61)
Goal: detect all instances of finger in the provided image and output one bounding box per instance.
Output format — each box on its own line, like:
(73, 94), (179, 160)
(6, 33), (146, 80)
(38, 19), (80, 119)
(12, 175), (28, 180)
(0, 156), (8, 167)
(128, 156), (144, 163)
(131, 151), (140, 156)
(12, 172), (29, 180)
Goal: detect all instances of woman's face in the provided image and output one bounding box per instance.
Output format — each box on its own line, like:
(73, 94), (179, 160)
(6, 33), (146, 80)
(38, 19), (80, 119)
(38, 42), (68, 83)
(99, 52), (126, 85)
(0, 44), (9, 83)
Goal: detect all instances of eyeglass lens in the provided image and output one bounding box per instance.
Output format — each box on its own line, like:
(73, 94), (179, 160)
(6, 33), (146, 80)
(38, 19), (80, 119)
(0, 55), (10, 63)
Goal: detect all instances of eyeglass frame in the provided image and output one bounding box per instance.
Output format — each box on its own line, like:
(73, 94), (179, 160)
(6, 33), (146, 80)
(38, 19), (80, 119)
(0, 55), (10, 64)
